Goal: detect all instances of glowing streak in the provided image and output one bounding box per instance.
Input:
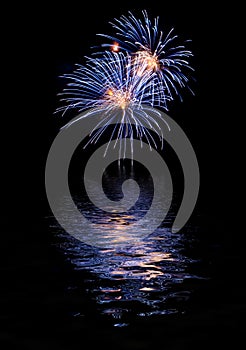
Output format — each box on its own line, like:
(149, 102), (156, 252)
(56, 10), (195, 159)
(56, 51), (170, 159)
(96, 10), (194, 102)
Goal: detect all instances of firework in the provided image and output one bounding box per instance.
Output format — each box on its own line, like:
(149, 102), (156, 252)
(96, 10), (194, 102)
(56, 51), (170, 158)
(56, 10), (194, 158)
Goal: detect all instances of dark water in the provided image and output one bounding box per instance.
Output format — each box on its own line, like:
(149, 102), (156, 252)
(2, 161), (245, 349)
(47, 161), (207, 323)
(49, 222), (207, 326)
(42, 162), (214, 347)
(44, 206), (245, 349)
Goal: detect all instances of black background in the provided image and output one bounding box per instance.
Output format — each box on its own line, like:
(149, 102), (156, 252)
(3, 1), (235, 229)
(4, 1), (237, 239)
(2, 1), (242, 349)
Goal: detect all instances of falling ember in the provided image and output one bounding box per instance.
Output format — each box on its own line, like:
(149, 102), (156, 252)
(111, 41), (120, 52)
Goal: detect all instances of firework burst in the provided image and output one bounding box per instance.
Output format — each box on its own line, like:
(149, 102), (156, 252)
(56, 51), (170, 158)
(96, 10), (194, 102)
(56, 10), (194, 158)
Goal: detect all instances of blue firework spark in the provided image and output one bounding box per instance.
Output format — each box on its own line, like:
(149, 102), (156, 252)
(96, 10), (194, 102)
(56, 10), (195, 158)
(57, 51), (169, 114)
(56, 51), (170, 157)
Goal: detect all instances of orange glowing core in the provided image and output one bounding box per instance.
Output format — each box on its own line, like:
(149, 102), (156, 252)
(134, 50), (161, 75)
(105, 88), (132, 110)
(111, 41), (120, 52)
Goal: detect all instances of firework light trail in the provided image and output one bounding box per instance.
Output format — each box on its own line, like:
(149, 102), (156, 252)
(96, 10), (194, 103)
(56, 10), (194, 158)
(47, 10), (199, 245)
(57, 51), (170, 158)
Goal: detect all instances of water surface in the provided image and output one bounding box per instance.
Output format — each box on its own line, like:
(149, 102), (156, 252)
(48, 162), (208, 327)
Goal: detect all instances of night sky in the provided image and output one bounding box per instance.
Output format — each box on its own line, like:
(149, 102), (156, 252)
(5, 0), (235, 237)
(2, 1), (242, 349)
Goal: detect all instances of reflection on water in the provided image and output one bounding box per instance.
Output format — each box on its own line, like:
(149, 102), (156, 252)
(50, 225), (207, 327)
(48, 164), (208, 327)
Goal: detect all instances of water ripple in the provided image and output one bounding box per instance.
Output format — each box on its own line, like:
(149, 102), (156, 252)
(49, 224), (208, 325)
